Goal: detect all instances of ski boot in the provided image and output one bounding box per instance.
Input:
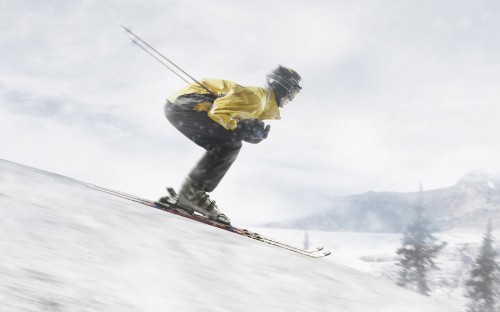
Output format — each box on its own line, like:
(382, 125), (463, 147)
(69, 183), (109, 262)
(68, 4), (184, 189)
(173, 177), (231, 225)
(158, 188), (182, 209)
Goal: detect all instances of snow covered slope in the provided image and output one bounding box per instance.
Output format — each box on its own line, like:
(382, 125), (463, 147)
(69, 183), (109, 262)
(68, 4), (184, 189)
(0, 159), (452, 312)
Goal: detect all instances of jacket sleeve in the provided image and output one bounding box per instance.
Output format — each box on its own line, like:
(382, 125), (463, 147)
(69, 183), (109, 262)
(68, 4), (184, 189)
(207, 88), (264, 131)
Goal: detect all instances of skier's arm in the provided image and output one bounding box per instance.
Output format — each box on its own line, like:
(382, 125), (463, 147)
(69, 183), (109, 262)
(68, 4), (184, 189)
(207, 107), (239, 130)
(207, 89), (262, 131)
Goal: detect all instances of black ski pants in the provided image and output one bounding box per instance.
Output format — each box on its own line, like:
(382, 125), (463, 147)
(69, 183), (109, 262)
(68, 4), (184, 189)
(165, 101), (242, 192)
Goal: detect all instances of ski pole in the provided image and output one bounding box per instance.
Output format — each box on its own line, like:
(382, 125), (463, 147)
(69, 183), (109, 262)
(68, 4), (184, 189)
(121, 26), (216, 97)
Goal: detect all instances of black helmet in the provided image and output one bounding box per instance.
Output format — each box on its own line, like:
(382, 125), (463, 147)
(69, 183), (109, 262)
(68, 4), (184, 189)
(266, 65), (302, 103)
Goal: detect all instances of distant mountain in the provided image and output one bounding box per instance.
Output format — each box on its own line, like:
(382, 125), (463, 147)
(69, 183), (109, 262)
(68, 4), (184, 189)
(273, 172), (500, 232)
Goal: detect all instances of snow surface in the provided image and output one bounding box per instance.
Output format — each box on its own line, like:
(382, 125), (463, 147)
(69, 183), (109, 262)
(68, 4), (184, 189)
(250, 227), (496, 312)
(0, 159), (453, 312)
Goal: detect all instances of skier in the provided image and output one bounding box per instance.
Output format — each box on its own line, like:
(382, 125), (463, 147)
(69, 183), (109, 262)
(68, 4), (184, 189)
(160, 65), (302, 225)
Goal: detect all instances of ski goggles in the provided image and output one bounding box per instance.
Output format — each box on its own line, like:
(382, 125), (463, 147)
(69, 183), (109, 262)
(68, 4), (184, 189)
(288, 87), (301, 101)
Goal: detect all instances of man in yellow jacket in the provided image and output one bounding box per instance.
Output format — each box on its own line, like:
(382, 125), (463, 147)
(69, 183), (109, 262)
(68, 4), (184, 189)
(161, 65), (302, 224)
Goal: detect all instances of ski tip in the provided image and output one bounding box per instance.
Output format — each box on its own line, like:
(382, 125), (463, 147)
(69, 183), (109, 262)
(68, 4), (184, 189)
(323, 251), (332, 257)
(121, 25), (131, 32)
(316, 246), (324, 252)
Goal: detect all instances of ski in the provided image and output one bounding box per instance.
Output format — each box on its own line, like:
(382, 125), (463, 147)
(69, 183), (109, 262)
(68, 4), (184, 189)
(87, 184), (331, 258)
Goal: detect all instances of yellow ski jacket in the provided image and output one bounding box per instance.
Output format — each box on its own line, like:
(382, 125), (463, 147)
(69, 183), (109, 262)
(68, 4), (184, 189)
(167, 79), (281, 131)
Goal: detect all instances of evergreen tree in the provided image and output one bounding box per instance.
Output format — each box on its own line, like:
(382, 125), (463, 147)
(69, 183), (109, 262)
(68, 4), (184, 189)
(396, 185), (447, 295)
(465, 222), (499, 312)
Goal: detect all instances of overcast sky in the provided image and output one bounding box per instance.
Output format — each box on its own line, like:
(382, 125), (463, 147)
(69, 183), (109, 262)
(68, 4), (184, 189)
(1, 0), (499, 224)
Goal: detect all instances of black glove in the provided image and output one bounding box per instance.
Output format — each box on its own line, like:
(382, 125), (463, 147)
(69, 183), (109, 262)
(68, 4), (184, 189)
(235, 119), (271, 144)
